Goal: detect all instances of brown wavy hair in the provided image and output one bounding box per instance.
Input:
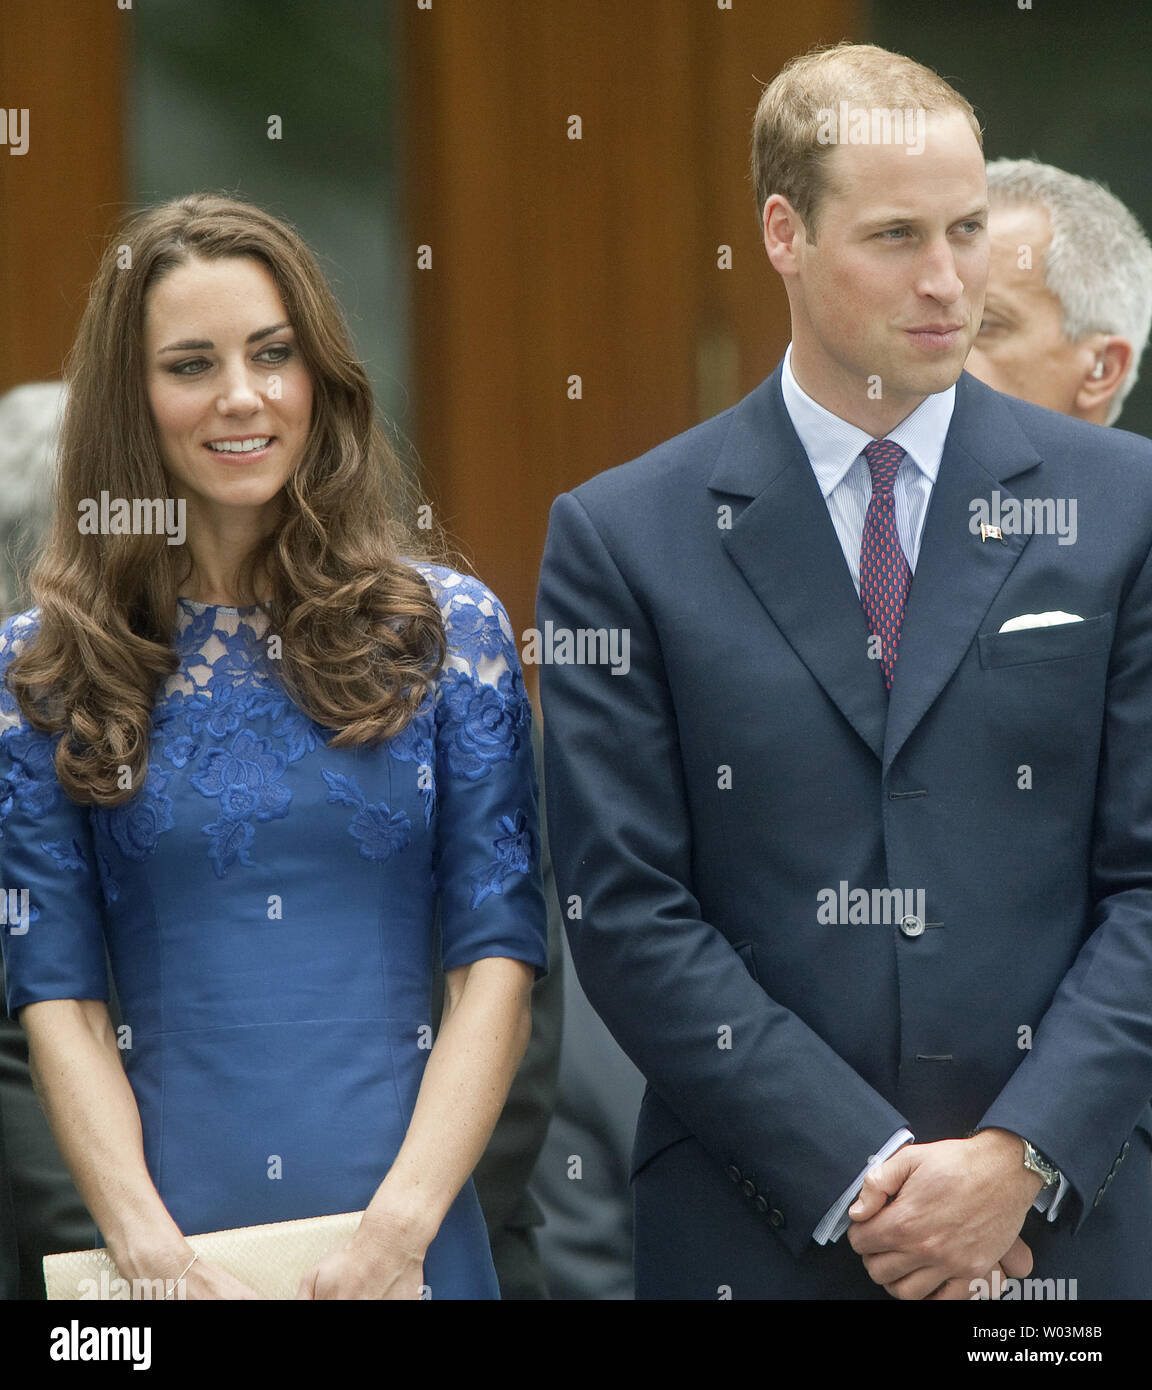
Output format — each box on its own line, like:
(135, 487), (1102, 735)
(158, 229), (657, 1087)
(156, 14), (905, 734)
(6, 193), (447, 806)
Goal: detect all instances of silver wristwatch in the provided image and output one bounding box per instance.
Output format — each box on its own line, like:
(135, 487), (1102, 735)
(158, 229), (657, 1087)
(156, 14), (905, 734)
(1021, 1138), (1060, 1188)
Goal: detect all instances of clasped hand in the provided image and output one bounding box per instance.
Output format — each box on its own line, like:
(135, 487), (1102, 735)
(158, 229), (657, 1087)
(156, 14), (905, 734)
(296, 1216), (426, 1300)
(846, 1127), (1044, 1300)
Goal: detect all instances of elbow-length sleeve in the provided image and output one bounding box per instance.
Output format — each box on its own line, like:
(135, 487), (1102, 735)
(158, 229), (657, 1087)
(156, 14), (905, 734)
(0, 611), (108, 1017)
(419, 567), (549, 980)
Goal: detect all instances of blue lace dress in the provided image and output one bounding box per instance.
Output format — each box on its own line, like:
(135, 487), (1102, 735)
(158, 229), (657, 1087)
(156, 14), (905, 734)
(0, 565), (547, 1299)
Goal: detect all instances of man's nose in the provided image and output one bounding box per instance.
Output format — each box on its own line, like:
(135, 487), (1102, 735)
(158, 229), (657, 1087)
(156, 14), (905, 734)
(915, 241), (965, 304)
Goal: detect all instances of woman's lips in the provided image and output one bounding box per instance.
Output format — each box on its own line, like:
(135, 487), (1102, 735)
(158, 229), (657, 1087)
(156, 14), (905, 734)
(202, 437), (276, 463)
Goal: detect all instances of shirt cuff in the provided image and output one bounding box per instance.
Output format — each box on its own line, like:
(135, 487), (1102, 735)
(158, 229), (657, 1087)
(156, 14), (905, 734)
(812, 1128), (915, 1245)
(1032, 1168), (1069, 1221)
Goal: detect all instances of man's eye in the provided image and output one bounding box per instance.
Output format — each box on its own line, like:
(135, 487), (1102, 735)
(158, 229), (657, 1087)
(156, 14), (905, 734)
(878, 228), (909, 240)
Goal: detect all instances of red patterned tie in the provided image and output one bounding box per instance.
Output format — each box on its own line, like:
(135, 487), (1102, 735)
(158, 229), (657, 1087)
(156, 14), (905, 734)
(860, 439), (912, 691)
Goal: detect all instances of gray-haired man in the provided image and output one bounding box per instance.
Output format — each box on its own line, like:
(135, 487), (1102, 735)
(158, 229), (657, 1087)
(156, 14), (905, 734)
(965, 157), (1152, 425)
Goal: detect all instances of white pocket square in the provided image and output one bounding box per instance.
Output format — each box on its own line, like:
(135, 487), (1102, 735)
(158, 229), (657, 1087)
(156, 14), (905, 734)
(998, 611), (1083, 633)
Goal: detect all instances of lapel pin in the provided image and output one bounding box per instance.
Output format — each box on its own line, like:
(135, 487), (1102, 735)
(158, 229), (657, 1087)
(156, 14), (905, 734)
(979, 523), (1005, 544)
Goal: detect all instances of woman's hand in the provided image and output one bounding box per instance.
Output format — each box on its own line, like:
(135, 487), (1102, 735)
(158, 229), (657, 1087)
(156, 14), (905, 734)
(126, 1244), (261, 1300)
(295, 1216), (426, 1300)
(175, 1257), (262, 1301)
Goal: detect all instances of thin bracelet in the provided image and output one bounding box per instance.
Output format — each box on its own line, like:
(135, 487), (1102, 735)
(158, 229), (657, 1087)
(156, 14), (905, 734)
(164, 1251), (199, 1299)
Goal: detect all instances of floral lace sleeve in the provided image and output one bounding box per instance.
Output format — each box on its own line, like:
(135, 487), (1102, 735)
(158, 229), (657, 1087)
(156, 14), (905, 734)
(415, 565), (549, 977)
(0, 611), (109, 1016)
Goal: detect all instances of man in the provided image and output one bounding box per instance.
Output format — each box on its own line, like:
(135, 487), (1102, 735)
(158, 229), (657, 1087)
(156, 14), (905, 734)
(966, 158), (1152, 425)
(537, 41), (1152, 1300)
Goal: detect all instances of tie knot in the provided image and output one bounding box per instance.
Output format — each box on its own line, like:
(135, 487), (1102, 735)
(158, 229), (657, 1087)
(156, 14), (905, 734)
(863, 439), (905, 491)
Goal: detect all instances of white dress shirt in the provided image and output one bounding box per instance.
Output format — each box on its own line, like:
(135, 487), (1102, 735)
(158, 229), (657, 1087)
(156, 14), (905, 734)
(780, 341), (950, 589)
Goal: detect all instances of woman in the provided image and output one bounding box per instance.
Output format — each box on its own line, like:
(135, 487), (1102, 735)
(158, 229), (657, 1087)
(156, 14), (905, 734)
(0, 194), (547, 1299)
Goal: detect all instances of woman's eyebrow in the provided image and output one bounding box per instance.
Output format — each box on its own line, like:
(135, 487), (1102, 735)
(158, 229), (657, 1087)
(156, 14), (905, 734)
(157, 321), (292, 353)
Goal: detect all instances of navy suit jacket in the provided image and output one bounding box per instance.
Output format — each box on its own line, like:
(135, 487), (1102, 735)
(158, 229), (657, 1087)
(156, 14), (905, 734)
(537, 365), (1152, 1298)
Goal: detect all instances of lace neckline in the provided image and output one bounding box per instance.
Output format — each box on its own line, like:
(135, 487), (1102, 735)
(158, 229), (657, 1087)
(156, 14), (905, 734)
(176, 597), (270, 614)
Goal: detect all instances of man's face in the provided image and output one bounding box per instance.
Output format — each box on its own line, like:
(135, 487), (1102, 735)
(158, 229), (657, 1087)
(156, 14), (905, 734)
(964, 202), (1093, 412)
(779, 109), (988, 431)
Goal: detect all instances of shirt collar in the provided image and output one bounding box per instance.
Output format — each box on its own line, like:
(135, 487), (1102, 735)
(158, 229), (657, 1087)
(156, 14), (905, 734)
(781, 342), (955, 498)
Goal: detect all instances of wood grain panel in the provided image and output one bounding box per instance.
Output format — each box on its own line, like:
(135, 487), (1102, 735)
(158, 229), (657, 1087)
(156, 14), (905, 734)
(401, 1), (860, 651)
(0, 2), (125, 390)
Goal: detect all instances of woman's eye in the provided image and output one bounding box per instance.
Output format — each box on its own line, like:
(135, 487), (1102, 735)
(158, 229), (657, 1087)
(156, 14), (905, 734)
(165, 345), (293, 376)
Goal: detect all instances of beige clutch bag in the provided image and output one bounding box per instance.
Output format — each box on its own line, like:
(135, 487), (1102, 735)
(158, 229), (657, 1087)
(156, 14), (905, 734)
(43, 1209), (364, 1300)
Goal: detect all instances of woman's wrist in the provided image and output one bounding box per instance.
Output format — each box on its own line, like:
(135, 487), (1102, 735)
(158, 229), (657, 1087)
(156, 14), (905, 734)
(361, 1187), (440, 1253)
(112, 1226), (194, 1285)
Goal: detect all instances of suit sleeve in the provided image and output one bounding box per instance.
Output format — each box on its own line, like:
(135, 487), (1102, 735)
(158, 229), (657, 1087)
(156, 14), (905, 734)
(537, 490), (908, 1255)
(980, 531), (1152, 1229)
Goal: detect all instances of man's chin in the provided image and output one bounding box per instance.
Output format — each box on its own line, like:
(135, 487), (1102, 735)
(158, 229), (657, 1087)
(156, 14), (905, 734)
(887, 352), (966, 399)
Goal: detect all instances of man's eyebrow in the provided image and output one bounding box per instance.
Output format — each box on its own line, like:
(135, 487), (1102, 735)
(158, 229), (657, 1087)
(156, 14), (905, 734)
(157, 321), (293, 353)
(857, 204), (990, 232)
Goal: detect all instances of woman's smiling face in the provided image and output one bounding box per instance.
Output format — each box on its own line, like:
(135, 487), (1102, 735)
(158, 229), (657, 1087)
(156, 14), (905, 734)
(144, 254), (314, 523)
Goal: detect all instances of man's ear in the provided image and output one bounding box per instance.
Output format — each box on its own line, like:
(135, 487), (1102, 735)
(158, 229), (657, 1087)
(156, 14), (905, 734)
(1074, 336), (1133, 423)
(764, 194), (807, 276)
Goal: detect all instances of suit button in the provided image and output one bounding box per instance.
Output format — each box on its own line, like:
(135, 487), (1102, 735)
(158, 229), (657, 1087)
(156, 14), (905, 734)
(768, 1208), (785, 1228)
(1122, 1142), (1130, 1160)
(754, 1195), (769, 1214)
(741, 1178), (756, 1198)
(728, 1166), (742, 1184)
(899, 914), (925, 938)
(1094, 1189), (1104, 1207)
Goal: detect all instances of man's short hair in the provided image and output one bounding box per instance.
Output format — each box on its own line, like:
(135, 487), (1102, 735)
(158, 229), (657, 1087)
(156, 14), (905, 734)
(751, 41), (983, 243)
(986, 157), (1152, 424)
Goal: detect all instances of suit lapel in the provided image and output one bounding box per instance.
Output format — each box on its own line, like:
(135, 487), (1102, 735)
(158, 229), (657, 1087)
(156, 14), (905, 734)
(712, 369), (888, 762)
(882, 373), (1042, 775)
(711, 367), (1044, 772)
